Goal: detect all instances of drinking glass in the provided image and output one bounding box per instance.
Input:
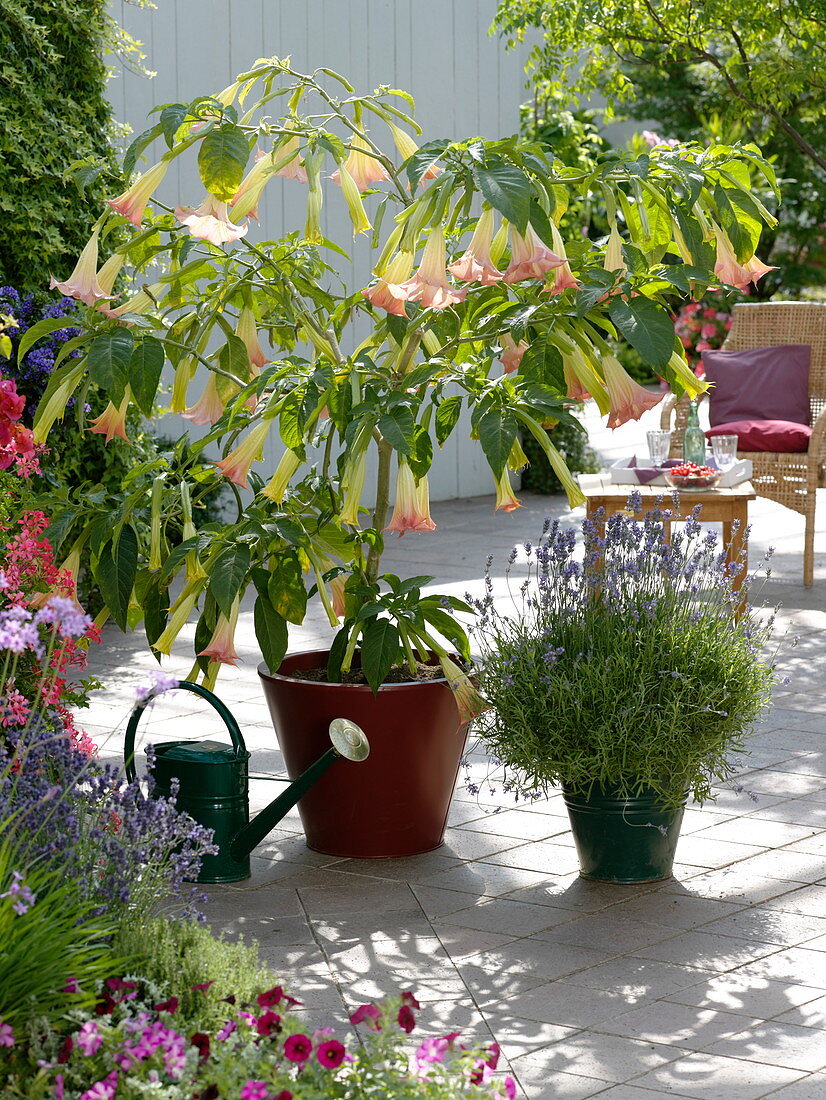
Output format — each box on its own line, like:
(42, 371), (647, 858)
(711, 434), (739, 470)
(646, 429), (671, 467)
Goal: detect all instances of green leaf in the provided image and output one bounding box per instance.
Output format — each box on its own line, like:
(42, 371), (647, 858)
(420, 606), (471, 661)
(144, 577), (170, 648)
(360, 618), (401, 693)
(95, 525), (138, 631)
(472, 156), (531, 234)
(406, 139), (450, 191)
(608, 297), (675, 370)
(197, 124), (250, 201)
(129, 337), (165, 416)
(122, 123), (165, 177)
(326, 625), (350, 683)
(87, 330), (135, 403)
(254, 594), (289, 674)
(218, 333), (251, 381)
(159, 104), (189, 147)
(378, 406), (415, 455)
(408, 427), (433, 480)
(159, 536), (199, 583)
(267, 552), (308, 625)
(435, 395), (462, 446)
(208, 544), (250, 619)
(17, 317), (80, 364)
(279, 391), (305, 450)
(477, 408), (518, 479)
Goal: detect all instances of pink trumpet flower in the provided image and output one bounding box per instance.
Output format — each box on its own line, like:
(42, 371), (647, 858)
(711, 223), (774, 291)
(388, 123), (441, 182)
(215, 420), (270, 489)
(182, 373), (225, 426)
(273, 133), (308, 183)
(175, 193), (249, 246)
(499, 333), (528, 374)
(494, 468), (521, 512)
(330, 574), (346, 619)
(98, 282), (166, 320)
(438, 655), (488, 724)
(392, 227), (466, 311)
(198, 596), (241, 666)
(361, 251), (415, 316)
(49, 232), (108, 306)
(89, 391), (131, 444)
(106, 160), (170, 226)
(386, 461), (437, 535)
(744, 254), (778, 285)
(230, 149), (276, 220)
(448, 208), (504, 285)
(602, 354), (664, 429)
(331, 132), (390, 190)
(235, 307), (268, 371)
(563, 355), (591, 401)
(542, 222), (580, 295)
(503, 224), (566, 283)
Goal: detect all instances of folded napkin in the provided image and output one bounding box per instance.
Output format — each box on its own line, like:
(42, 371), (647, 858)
(627, 457), (681, 484)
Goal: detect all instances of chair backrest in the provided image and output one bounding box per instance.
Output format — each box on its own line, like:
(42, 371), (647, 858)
(722, 301), (826, 426)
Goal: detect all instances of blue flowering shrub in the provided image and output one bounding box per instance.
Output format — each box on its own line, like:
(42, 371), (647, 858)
(472, 494), (778, 808)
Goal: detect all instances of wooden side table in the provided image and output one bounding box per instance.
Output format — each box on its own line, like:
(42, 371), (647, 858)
(577, 474), (757, 598)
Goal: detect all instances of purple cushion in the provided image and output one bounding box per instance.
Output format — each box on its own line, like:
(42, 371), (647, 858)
(706, 419), (812, 453)
(702, 345), (811, 427)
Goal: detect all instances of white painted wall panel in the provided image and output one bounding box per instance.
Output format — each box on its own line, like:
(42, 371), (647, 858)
(110, 0), (532, 500)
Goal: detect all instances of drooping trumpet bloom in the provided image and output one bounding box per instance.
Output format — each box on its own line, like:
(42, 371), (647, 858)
(338, 164), (372, 235)
(388, 123), (441, 181)
(329, 574), (347, 620)
(339, 450), (367, 526)
(235, 307), (268, 371)
(499, 333), (528, 374)
(49, 232), (107, 306)
(182, 373), (225, 426)
(744, 254), (778, 285)
(88, 391), (131, 444)
(603, 222), (627, 275)
(106, 160), (170, 226)
(273, 133), (308, 183)
(493, 468), (521, 512)
(154, 580), (206, 656)
(563, 354), (591, 401)
(215, 420), (271, 489)
(507, 437), (529, 472)
(176, 193), (249, 246)
(438, 655), (488, 724)
(448, 208), (504, 285)
(602, 354), (664, 429)
(542, 222), (580, 296)
(503, 225), (566, 283)
(712, 225), (753, 291)
(95, 252), (125, 298)
(260, 448), (302, 503)
(391, 227), (466, 311)
(230, 150), (276, 220)
(98, 282), (166, 320)
(386, 461), (437, 535)
(331, 131), (390, 190)
(415, 474), (435, 531)
(361, 251), (415, 316)
(198, 596), (241, 666)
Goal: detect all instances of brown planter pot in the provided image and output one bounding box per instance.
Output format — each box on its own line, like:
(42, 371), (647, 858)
(258, 650), (470, 858)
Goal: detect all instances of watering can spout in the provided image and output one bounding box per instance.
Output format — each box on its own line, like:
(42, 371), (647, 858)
(124, 681), (370, 884)
(228, 719), (369, 862)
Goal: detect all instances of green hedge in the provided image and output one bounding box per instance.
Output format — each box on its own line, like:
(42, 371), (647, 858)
(0, 0), (117, 292)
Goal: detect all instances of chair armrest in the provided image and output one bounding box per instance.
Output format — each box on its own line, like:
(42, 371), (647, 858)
(810, 409), (826, 456)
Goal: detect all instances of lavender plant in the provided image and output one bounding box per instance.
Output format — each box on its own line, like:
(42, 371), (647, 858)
(472, 493), (777, 808)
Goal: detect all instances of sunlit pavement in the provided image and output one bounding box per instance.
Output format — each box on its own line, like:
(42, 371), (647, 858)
(84, 398), (826, 1099)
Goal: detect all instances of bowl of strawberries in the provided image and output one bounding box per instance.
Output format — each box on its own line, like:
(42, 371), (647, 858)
(664, 462), (722, 491)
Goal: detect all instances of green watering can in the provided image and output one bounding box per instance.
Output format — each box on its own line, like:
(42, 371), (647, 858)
(124, 680), (370, 884)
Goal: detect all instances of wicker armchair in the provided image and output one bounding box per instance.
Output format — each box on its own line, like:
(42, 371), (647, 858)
(660, 302), (826, 585)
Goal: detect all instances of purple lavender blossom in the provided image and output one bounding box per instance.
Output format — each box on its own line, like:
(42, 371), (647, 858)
(35, 597), (93, 640)
(0, 870), (36, 915)
(134, 670), (180, 706)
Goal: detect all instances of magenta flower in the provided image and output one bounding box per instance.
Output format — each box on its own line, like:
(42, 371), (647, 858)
(397, 1004), (416, 1032)
(215, 1019), (237, 1042)
(78, 1070), (118, 1100)
(349, 1004), (382, 1029)
(284, 1033), (313, 1063)
(415, 1036), (449, 1066)
(0, 1021), (14, 1048)
(256, 1010), (281, 1037)
(190, 1032), (211, 1060)
(257, 985), (286, 1008)
(240, 1082), (269, 1100)
(317, 1039), (346, 1068)
(76, 1020), (102, 1057)
(401, 991), (421, 1009)
(494, 1077), (518, 1099)
(153, 996), (179, 1013)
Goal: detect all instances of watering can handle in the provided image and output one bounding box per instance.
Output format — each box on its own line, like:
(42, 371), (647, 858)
(124, 680), (247, 783)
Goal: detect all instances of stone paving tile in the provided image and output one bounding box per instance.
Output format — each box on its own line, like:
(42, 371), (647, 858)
(531, 1030), (685, 1084)
(630, 1051), (806, 1098)
(666, 973), (826, 1020)
(701, 907), (826, 948)
(417, 859), (568, 899)
(595, 1000), (764, 1048)
(633, 929), (782, 971)
(433, 896), (576, 937)
(760, 1073), (826, 1099)
(733, 947), (826, 988)
(456, 808), (571, 841)
(703, 1019), (826, 1073)
(692, 818), (820, 849)
(511, 1063), (616, 1099)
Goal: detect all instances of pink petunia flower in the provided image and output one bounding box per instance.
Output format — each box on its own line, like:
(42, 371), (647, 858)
(397, 1004), (416, 1033)
(284, 1033), (313, 1063)
(240, 1082), (269, 1100)
(317, 1039), (346, 1068)
(0, 1021), (13, 1048)
(349, 1004), (381, 1029)
(78, 1070), (118, 1100)
(76, 1020), (102, 1057)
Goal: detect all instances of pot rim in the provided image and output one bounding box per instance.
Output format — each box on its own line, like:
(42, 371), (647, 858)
(257, 650), (452, 691)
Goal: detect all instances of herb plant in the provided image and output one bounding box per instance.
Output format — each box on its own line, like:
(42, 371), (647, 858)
(472, 494), (777, 807)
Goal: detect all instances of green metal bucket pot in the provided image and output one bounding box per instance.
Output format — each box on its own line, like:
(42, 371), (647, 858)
(562, 784), (685, 884)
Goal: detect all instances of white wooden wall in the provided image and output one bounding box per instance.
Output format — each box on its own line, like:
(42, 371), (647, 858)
(108, 0), (533, 500)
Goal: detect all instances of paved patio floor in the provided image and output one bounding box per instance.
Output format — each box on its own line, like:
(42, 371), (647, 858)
(82, 400), (826, 1099)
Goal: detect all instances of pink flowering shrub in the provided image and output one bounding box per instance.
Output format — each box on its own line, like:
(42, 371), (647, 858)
(0, 976), (517, 1099)
(673, 293), (735, 375)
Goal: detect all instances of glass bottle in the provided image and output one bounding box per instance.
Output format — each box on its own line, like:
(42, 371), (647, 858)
(682, 398), (706, 465)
